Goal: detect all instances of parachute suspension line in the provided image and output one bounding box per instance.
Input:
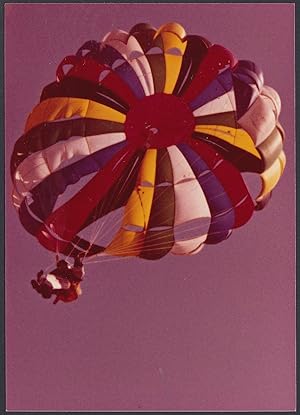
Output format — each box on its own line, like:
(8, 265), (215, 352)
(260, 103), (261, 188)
(98, 184), (248, 256)
(63, 142), (249, 261)
(83, 174), (113, 259)
(89, 150), (153, 245)
(33, 173), (64, 269)
(137, 187), (147, 231)
(40, 148), (130, 263)
(96, 148), (225, 254)
(93, 222), (209, 257)
(64, 146), (169, 259)
(107, 171), (245, 256)
(86, 149), (207, 255)
(82, 153), (141, 259)
(84, 201), (191, 253)
(85, 222), (231, 260)
(85, 148), (164, 249)
(41, 232), (63, 274)
(86, 169), (129, 247)
(83, 179), (249, 261)
(83, 152), (143, 252)
(85, 228), (222, 263)
(68, 150), (141, 262)
(60, 203), (86, 263)
(84, 255), (139, 266)
(54, 233), (62, 265)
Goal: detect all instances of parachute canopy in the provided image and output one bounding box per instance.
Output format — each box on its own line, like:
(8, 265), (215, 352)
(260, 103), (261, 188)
(11, 22), (286, 260)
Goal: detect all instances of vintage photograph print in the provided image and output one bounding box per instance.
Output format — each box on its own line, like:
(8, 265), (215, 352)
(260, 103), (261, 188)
(5, 3), (295, 412)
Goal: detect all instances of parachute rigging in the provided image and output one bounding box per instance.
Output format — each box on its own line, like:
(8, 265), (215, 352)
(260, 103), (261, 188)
(11, 22), (286, 266)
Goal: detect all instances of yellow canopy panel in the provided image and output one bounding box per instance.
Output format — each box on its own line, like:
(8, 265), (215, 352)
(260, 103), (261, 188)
(194, 124), (262, 159)
(106, 149), (158, 255)
(155, 22), (186, 40)
(25, 97), (126, 133)
(256, 151), (286, 202)
(105, 229), (145, 257)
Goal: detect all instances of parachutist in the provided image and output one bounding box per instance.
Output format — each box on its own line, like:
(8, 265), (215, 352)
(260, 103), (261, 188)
(31, 255), (85, 304)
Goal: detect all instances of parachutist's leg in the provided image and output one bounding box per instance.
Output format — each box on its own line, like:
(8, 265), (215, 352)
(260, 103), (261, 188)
(37, 270), (43, 282)
(31, 279), (41, 292)
(53, 296), (60, 305)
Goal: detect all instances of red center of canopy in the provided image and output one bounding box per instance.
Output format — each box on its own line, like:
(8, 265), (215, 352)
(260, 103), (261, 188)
(124, 93), (195, 148)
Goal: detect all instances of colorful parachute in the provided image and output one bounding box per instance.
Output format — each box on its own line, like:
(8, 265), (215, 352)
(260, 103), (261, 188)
(11, 22), (286, 261)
